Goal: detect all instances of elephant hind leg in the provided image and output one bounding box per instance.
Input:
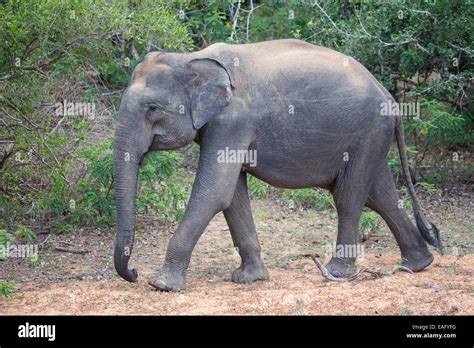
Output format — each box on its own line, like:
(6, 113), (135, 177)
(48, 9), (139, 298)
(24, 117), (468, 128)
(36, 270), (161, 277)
(366, 162), (433, 271)
(325, 155), (375, 277)
(223, 172), (269, 284)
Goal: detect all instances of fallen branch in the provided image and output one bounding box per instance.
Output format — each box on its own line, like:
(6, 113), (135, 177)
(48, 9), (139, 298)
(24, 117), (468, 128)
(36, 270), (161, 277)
(55, 240), (78, 246)
(54, 246), (88, 254)
(311, 255), (414, 283)
(363, 265), (414, 277)
(37, 234), (51, 246)
(311, 256), (364, 282)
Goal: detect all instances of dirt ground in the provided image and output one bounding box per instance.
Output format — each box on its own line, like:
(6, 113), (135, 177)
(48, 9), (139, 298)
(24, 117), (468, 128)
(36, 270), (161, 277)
(1, 195), (473, 315)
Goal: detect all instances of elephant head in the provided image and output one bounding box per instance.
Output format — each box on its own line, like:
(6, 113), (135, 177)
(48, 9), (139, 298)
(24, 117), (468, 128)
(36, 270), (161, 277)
(113, 51), (234, 282)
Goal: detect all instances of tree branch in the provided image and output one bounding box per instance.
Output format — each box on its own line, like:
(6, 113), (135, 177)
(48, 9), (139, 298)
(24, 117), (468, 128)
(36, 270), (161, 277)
(311, 255), (414, 283)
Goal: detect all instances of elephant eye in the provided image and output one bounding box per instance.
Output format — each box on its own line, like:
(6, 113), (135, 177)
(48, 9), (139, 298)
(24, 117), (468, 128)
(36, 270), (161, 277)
(144, 104), (159, 122)
(147, 102), (161, 112)
(146, 101), (173, 122)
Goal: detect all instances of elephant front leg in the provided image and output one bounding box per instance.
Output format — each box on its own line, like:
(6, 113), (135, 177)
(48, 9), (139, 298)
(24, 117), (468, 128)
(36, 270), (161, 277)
(149, 143), (249, 292)
(224, 171), (269, 284)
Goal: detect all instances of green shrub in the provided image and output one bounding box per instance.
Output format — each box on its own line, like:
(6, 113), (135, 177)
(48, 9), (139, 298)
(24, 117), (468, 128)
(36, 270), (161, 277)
(0, 229), (15, 261)
(14, 226), (36, 244)
(0, 281), (17, 297)
(0, 0), (192, 234)
(416, 182), (442, 196)
(387, 146), (419, 176)
(358, 210), (382, 237)
(406, 99), (473, 148)
(28, 254), (41, 269)
(248, 175), (271, 198)
(136, 150), (191, 223)
(283, 188), (335, 210)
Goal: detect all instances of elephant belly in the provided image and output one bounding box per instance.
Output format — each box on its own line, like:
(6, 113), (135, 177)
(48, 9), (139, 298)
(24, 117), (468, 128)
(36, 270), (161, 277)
(245, 164), (335, 190)
(243, 140), (341, 190)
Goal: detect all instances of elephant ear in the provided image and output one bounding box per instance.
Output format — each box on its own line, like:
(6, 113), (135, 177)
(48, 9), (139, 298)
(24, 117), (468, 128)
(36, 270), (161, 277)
(188, 58), (234, 130)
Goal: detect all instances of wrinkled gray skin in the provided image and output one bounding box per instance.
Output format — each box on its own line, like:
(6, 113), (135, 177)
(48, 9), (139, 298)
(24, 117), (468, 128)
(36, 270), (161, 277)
(114, 39), (442, 291)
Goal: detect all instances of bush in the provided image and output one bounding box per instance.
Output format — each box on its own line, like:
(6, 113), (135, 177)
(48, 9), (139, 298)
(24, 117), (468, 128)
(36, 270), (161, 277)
(405, 99), (473, 148)
(0, 0), (192, 234)
(248, 175), (271, 198)
(0, 228), (15, 261)
(358, 209), (382, 239)
(283, 188), (335, 210)
(0, 281), (17, 297)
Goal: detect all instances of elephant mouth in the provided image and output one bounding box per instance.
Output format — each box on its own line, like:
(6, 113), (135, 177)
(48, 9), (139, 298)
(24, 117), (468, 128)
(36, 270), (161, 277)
(149, 134), (165, 151)
(150, 134), (184, 151)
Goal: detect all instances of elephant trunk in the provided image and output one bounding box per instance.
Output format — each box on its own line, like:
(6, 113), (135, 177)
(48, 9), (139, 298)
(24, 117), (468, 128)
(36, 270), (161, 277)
(113, 132), (141, 282)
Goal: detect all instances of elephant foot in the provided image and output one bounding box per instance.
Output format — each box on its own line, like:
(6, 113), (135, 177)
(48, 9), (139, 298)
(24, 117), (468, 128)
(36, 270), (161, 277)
(325, 257), (357, 277)
(231, 263), (269, 284)
(148, 270), (185, 292)
(401, 249), (434, 272)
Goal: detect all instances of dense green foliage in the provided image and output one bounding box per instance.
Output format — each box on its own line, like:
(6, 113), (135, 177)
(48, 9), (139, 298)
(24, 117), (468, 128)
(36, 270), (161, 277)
(1, 0), (472, 244)
(0, 0), (192, 236)
(0, 280), (17, 297)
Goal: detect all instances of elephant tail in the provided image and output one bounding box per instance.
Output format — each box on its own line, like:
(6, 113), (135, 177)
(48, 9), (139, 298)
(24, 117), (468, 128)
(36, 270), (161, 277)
(395, 114), (444, 253)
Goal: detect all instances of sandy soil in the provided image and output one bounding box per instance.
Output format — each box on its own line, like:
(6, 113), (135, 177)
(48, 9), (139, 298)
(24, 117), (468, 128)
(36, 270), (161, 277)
(1, 197), (473, 315)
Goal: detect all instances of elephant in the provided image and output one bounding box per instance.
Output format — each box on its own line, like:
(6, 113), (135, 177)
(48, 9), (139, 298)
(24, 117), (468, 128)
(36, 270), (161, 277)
(113, 39), (443, 291)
